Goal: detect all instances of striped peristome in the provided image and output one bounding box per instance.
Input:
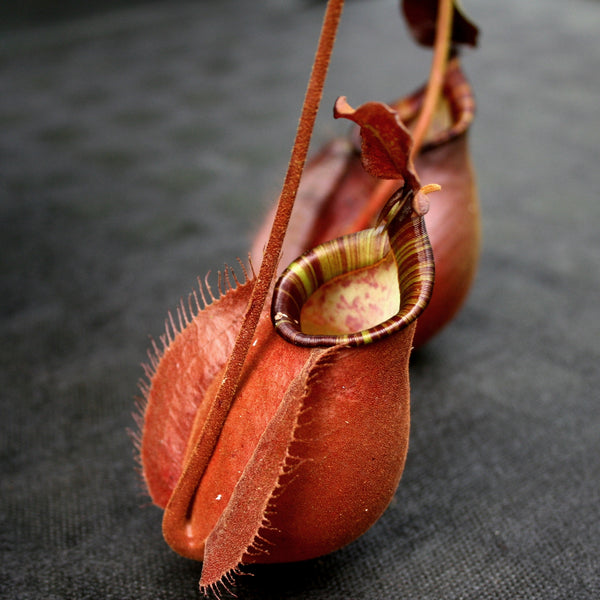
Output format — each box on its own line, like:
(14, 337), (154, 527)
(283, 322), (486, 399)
(271, 185), (434, 347)
(392, 57), (475, 153)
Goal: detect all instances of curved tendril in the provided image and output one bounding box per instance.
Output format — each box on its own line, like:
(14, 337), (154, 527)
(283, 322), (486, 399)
(161, 0), (346, 555)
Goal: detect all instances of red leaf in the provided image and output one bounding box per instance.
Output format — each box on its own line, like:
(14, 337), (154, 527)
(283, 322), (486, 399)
(402, 0), (479, 48)
(333, 96), (418, 185)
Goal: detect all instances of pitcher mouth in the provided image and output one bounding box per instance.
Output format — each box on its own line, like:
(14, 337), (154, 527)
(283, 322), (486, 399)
(272, 186), (435, 348)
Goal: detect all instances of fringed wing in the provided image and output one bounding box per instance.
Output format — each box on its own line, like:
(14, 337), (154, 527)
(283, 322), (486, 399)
(139, 268), (254, 508)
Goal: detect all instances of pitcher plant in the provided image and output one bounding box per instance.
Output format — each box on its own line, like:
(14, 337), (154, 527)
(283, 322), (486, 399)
(134, 0), (480, 595)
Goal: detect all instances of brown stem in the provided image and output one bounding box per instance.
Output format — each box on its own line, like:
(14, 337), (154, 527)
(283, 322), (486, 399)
(162, 0), (345, 551)
(345, 0), (454, 233)
(410, 0), (454, 156)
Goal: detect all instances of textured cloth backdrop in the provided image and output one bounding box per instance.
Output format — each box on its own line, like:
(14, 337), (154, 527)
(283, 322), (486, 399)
(1, 1), (599, 598)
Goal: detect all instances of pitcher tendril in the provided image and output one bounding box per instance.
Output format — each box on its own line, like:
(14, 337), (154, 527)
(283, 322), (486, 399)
(161, 0), (346, 559)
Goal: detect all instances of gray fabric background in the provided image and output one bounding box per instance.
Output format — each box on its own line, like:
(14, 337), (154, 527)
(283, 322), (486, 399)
(1, 1), (599, 598)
